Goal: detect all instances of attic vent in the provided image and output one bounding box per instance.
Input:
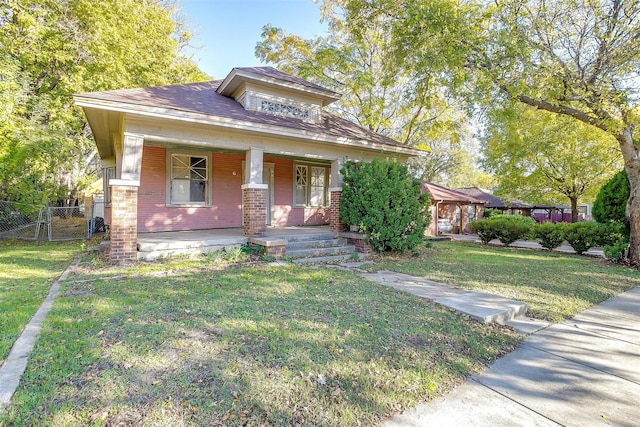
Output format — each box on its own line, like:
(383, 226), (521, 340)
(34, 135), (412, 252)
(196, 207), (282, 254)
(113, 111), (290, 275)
(260, 99), (310, 120)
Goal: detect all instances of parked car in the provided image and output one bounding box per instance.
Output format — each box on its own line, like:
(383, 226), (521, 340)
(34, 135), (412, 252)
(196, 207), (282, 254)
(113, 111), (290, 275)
(437, 218), (452, 234)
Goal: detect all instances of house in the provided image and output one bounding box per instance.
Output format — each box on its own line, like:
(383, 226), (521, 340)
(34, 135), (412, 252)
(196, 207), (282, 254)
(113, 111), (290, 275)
(456, 187), (533, 216)
(422, 182), (485, 235)
(74, 67), (421, 262)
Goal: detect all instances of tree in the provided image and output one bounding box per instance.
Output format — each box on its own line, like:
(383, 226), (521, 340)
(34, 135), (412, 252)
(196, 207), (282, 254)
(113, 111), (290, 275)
(593, 170), (630, 226)
(483, 102), (621, 222)
(0, 0), (205, 205)
(255, 12), (483, 185)
(336, 0), (640, 263)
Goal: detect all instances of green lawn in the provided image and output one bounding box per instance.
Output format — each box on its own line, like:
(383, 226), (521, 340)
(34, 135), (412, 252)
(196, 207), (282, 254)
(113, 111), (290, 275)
(364, 242), (640, 322)
(0, 240), (80, 363)
(1, 250), (520, 427)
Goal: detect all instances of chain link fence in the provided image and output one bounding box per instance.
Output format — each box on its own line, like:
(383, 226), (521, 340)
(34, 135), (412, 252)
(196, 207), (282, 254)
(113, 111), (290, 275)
(1, 200), (107, 241)
(0, 201), (45, 240)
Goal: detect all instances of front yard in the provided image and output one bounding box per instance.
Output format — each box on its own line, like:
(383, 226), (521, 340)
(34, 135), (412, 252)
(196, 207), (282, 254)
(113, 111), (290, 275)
(1, 240), (638, 426)
(365, 242), (640, 322)
(0, 240), (80, 363)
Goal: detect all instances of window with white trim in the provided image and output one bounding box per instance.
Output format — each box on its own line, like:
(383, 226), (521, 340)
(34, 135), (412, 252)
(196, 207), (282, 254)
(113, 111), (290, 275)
(294, 163), (328, 207)
(169, 153), (209, 205)
(103, 166), (115, 206)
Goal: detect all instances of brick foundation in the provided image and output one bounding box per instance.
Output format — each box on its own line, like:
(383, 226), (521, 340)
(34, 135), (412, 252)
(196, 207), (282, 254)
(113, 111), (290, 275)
(109, 184), (139, 263)
(243, 187), (266, 237)
(329, 190), (345, 232)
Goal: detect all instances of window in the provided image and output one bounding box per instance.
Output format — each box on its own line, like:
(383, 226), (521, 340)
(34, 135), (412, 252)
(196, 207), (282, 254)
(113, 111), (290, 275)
(294, 165), (308, 206)
(294, 163), (328, 207)
(104, 167), (115, 205)
(169, 153), (209, 205)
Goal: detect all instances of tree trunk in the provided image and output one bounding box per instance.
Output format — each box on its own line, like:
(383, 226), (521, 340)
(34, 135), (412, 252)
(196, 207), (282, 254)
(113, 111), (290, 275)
(569, 196), (578, 223)
(617, 127), (640, 264)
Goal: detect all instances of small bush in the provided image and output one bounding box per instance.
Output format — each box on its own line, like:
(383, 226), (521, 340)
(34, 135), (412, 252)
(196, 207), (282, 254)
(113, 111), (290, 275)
(604, 242), (629, 262)
(468, 219), (498, 244)
(598, 222), (630, 262)
(533, 222), (567, 250)
(340, 158), (430, 253)
(564, 222), (602, 255)
(469, 215), (535, 246)
(492, 215), (536, 246)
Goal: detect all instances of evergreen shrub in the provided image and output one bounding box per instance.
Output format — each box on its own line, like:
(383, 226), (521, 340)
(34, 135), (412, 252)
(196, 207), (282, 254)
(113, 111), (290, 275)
(533, 222), (567, 250)
(339, 158), (430, 253)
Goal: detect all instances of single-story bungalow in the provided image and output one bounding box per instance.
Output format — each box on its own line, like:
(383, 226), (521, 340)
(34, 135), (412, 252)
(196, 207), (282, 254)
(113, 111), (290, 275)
(422, 182), (485, 235)
(456, 187), (532, 216)
(74, 67), (421, 262)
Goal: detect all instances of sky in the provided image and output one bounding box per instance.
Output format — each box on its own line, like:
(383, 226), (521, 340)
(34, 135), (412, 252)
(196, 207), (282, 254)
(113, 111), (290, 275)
(179, 0), (328, 79)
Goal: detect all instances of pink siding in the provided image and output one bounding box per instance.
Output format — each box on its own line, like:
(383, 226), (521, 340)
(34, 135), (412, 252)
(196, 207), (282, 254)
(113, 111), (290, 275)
(135, 148), (328, 232)
(267, 156), (329, 226)
(137, 147), (244, 232)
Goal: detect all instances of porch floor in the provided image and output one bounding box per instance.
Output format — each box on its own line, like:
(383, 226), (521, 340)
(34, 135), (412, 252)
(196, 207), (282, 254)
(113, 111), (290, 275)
(136, 225), (333, 260)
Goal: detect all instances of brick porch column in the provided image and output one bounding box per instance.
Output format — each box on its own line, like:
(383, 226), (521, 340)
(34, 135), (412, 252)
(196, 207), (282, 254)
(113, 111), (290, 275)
(109, 179), (139, 263)
(242, 184), (267, 237)
(329, 159), (345, 232)
(329, 188), (345, 232)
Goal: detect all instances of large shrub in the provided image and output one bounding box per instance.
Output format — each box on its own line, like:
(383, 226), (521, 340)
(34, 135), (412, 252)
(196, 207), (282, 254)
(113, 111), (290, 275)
(469, 214), (535, 246)
(593, 170), (630, 227)
(533, 222), (567, 250)
(564, 222), (603, 255)
(340, 159), (430, 253)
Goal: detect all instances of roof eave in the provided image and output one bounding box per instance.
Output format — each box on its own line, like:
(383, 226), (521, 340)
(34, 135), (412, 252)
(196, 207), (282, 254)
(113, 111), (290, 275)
(73, 97), (422, 157)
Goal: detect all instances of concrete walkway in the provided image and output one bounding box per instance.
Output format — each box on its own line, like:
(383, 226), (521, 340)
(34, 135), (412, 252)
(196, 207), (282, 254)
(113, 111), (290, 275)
(383, 286), (640, 427)
(0, 255), (81, 409)
(360, 270), (549, 335)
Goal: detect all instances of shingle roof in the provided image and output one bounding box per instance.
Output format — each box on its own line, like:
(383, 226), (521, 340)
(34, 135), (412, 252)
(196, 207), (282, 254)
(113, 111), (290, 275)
(75, 79), (409, 150)
(456, 187), (532, 209)
(232, 67), (339, 96)
(422, 182), (486, 204)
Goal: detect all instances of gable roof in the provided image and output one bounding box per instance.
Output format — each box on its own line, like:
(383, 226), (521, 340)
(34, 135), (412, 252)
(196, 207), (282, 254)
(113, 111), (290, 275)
(217, 67), (340, 105)
(74, 71), (419, 157)
(422, 182), (486, 204)
(456, 187), (532, 209)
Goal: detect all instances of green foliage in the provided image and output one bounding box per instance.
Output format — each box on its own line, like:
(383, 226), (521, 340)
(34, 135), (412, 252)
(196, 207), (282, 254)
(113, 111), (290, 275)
(491, 215), (536, 246)
(0, 0), (206, 204)
(593, 170), (630, 227)
(482, 103), (620, 221)
(340, 158), (430, 253)
(256, 11), (486, 186)
(469, 215), (535, 246)
(564, 222), (603, 255)
(604, 242), (629, 263)
(482, 208), (502, 219)
(468, 218), (498, 244)
(533, 222), (567, 250)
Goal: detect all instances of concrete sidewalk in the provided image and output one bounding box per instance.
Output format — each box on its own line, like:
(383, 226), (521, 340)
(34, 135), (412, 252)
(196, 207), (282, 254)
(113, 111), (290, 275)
(383, 286), (640, 427)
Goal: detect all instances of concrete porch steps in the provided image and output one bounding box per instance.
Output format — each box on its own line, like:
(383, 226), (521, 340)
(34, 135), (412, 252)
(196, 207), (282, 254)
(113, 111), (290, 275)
(284, 232), (358, 263)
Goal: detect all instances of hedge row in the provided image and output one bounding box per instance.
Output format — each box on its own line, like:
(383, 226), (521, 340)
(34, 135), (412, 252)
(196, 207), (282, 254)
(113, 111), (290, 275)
(468, 215), (629, 261)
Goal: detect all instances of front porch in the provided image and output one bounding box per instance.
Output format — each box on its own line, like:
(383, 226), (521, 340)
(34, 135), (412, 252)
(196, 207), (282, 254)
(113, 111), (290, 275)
(135, 225), (360, 261)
